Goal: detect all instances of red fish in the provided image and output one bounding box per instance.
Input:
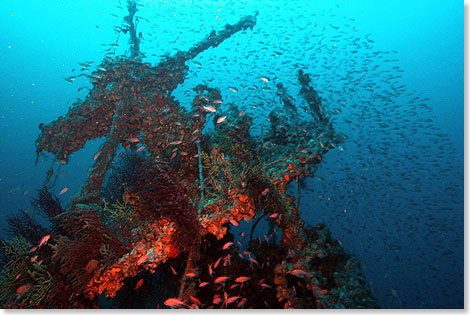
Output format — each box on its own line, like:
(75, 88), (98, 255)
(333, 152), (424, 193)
(93, 151), (101, 160)
(199, 281), (210, 288)
(185, 272), (197, 278)
(229, 87), (238, 92)
(169, 140), (182, 145)
(58, 187), (69, 195)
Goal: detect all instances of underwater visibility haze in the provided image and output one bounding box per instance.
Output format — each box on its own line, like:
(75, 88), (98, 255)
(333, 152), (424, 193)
(0, 0), (463, 309)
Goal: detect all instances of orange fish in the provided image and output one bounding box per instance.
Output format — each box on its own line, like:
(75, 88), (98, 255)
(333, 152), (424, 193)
(38, 235), (51, 247)
(260, 76), (270, 82)
(229, 87), (238, 92)
(136, 146), (145, 152)
(128, 137), (140, 143)
(185, 272), (197, 278)
(164, 298), (186, 307)
(203, 106), (217, 113)
(291, 269), (309, 277)
(212, 99), (222, 104)
(235, 276), (250, 283)
(58, 187), (69, 195)
(261, 188), (269, 196)
(170, 266), (177, 275)
(93, 151), (101, 160)
(229, 219), (239, 226)
(214, 257), (223, 269)
(214, 276), (230, 284)
(222, 242), (233, 250)
(134, 279), (144, 290)
(229, 284), (240, 290)
(213, 296), (223, 305)
(216, 116), (227, 124)
(169, 140), (182, 145)
(238, 110), (245, 117)
(284, 174), (290, 181)
(227, 296), (240, 304)
(199, 281), (210, 288)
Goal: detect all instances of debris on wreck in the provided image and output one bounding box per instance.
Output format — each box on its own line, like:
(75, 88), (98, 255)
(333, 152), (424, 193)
(0, 0), (377, 309)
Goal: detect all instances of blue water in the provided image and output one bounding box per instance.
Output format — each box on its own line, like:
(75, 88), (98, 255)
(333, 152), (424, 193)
(0, 0), (463, 309)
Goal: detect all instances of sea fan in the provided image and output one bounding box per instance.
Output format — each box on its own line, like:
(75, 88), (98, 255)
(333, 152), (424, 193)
(30, 189), (64, 219)
(6, 211), (48, 245)
(125, 160), (201, 256)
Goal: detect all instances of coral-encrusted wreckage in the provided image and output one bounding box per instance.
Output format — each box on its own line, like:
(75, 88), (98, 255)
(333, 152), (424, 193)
(0, 1), (377, 309)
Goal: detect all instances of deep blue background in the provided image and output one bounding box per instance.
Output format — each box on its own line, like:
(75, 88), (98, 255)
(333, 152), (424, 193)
(0, 0), (463, 308)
